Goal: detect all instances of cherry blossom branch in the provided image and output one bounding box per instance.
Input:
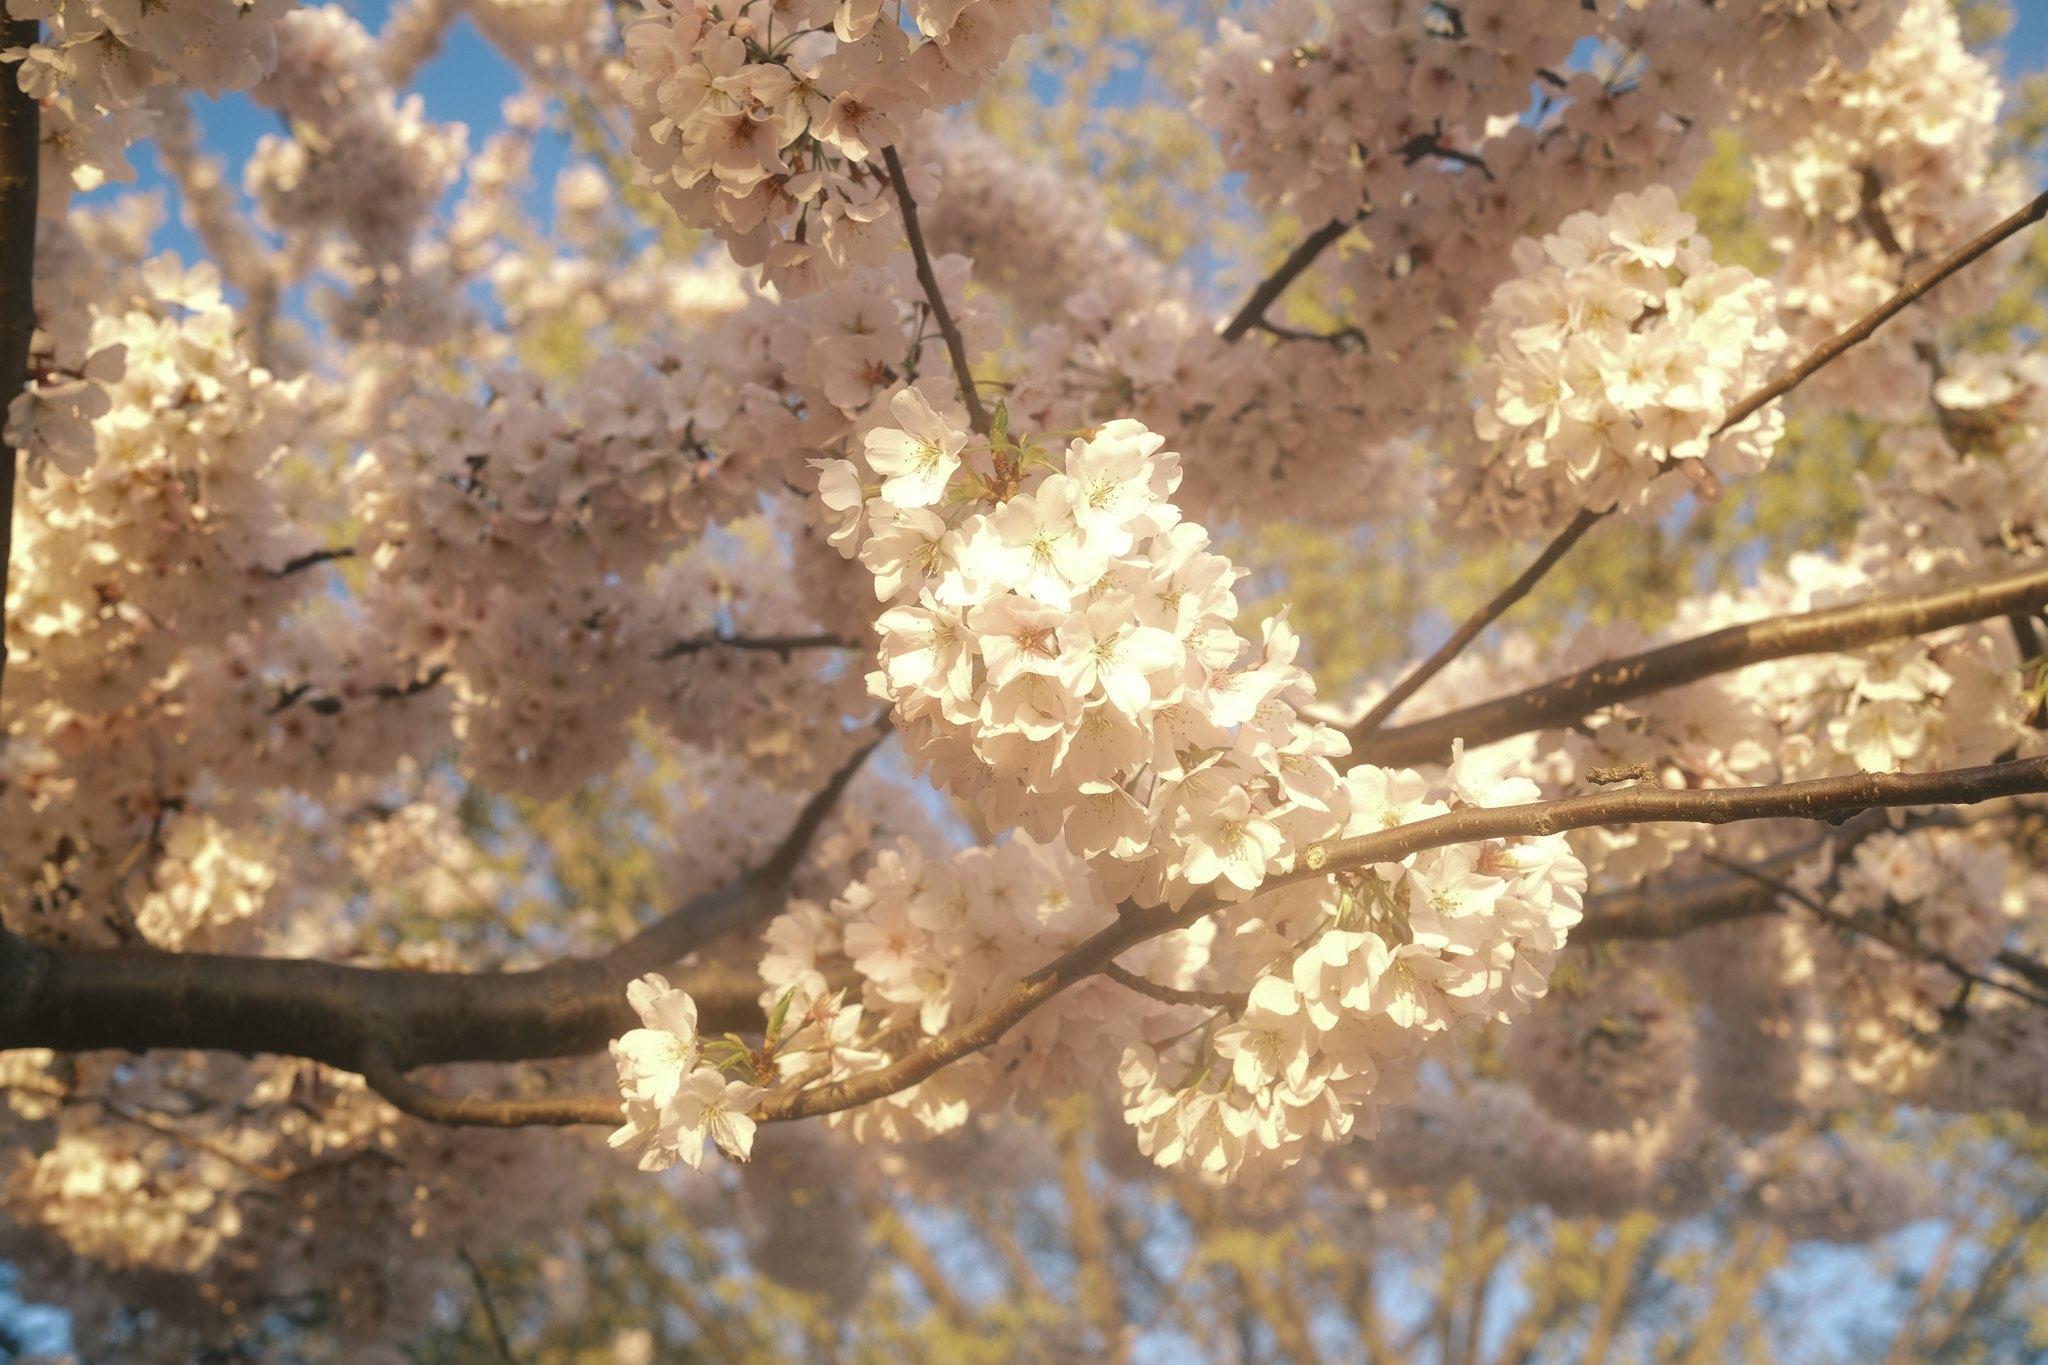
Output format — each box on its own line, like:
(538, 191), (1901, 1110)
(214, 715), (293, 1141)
(1719, 186), (2048, 435)
(1352, 560), (2048, 764)
(1573, 803), (2027, 943)
(0, 731), (885, 1073)
(1217, 216), (1355, 343)
(16, 749), (2041, 1131)
(1352, 186), (2048, 736)
(881, 143), (990, 437)
(0, 18), (40, 706)
(755, 756), (2048, 1125)
(1297, 757), (2048, 878)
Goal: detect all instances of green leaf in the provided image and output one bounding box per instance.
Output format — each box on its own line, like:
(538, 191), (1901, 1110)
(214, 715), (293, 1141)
(766, 986), (797, 1046)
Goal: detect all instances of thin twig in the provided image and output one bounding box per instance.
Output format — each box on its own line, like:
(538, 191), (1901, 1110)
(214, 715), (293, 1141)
(1716, 187), (2048, 436)
(267, 545), (356, 578)
(459, 1245), (521, 1363)
(1702, 854), (2048, 1012)
(1218, 217), (1355, 343)
(881, 144), (990, 437)
(1350, 508), (1605, 735)
(654, 631), (853, 661)
(1102, 963), (1242, 1011)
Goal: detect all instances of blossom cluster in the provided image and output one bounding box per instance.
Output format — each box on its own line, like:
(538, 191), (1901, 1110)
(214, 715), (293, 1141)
(822, 388), (1353, 905)
(249, 7), (468, 266)
(1165, 0), (1900, 531)
(757, 834), (1207, 1144)
(1444, 188), (1788, 537)
(1790, 825), (2019, 1097)
(1744, 0), (2015, 419)
(3, 0), (293, 214)
(1119, 752), (1585, 1183)
(6, 249), (317, 714)
(1506, 955), (1696, 1133)
(608, 974), (765, 1171)
(619, 0), (1049, 291)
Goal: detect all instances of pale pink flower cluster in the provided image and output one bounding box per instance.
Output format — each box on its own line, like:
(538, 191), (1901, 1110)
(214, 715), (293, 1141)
(1446, 187), (1788, 537)
(1738, 556), (2030, 784)
(1196, 0), (1584, 226)
(248, 7), (468, 265)
(0, 1051), (610, 1359)
(1858, 350), (2048, 581)
(1790, 826), (2018, 1096)
(5, 252), (316, 715)
(2, 0), (293, 213)
(1740, 1131), (1934, 1243)
(756, 834), (1208, 1144)
(1361, 1077), (1709, 1221)
(1506, 957), (1697, 1132)
(619, 0), (1048, 291)
(1744, 0), (2013, 419)
(822, 388), (1353, 905)
(5, 1118), (241, 1274)
(609, 974), (765, 1171)
(129, 812), (279, 951)
(1119, 752), (1585, 1183)
(351, 353), (866, 795)
(1171, 0), (1897, 532)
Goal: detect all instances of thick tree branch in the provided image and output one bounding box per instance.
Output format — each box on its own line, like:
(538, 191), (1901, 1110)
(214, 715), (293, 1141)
(882, 143), (990, 437)
(0, 22), (40, 705)
(1218, 217), (1354, 343)
(0, 732), (884, 1072)
(13, 739), (2043, 1130)
(1352, 561), (2048, 764)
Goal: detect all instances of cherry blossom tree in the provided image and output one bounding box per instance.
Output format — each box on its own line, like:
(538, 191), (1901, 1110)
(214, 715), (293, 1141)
(2, 0), (2048, 1356)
